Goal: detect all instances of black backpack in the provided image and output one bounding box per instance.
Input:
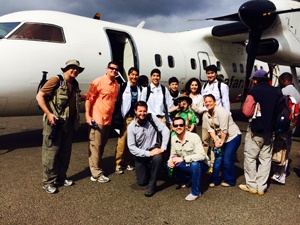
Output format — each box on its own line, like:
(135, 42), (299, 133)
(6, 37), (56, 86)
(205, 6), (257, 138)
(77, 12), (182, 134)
(203, 80), (222, 100)
(273, 94), (292, 133)
(37, 71), (63, 95)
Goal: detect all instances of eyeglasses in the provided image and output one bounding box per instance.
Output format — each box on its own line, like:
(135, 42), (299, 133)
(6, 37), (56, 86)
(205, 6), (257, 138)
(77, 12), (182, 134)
(173, 124), (184, 128)
(109, 67), (119, 72)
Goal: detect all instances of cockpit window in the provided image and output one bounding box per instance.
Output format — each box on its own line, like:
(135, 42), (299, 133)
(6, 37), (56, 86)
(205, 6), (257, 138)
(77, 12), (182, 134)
(0, 22), (20, 38)
(8, 22), (65, 43)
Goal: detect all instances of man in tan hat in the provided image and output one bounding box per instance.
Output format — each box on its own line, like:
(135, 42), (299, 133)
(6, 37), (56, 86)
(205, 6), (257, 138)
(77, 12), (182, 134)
(36, 59), (85, 194)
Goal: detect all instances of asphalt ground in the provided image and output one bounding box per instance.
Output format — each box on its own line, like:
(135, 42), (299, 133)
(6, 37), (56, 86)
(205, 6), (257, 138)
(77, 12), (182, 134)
(0, 103), (300, 225)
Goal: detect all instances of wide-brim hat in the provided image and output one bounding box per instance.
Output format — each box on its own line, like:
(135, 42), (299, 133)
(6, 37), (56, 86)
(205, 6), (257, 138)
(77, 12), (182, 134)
(177, 94), (192, 105)
(61, 59), (84, 73)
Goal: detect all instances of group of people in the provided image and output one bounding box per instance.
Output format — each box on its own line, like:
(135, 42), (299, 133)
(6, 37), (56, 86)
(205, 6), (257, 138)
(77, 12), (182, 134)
(36, 59), (299, 201)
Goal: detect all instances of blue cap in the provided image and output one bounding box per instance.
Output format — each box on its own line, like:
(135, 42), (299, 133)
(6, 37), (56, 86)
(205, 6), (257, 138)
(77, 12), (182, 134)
(249, 70), (267, 80)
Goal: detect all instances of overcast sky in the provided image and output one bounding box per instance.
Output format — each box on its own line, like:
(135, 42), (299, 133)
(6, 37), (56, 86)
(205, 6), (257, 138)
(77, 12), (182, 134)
(0, 0), (248, 32)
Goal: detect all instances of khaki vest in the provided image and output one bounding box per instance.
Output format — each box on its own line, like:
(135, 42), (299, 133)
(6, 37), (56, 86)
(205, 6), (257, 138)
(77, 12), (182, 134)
(44, 75), (81, 130)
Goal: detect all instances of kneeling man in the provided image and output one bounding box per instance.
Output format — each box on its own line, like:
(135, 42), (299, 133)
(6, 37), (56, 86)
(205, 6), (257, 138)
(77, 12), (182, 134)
(127, 101), (170, 197)
(168, 117), (209, 201)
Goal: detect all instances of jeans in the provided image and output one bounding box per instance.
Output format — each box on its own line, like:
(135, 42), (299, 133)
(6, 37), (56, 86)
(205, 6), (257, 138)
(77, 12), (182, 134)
(212, 134), (241, 186)
(168, 161), (208, 196)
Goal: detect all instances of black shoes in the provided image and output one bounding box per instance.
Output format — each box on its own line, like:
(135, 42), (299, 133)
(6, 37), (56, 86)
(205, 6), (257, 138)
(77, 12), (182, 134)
(144, 188), (155, 197)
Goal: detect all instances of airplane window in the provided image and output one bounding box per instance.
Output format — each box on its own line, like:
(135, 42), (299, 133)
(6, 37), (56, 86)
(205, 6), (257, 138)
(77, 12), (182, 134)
(216, 61), (221, 71)
(8, 22), (65, 43)
(155, 54), (162, 67)
(240, 64), (244, 73)
(168, 56), (174, 68)
(0, 22), (20, 38)
(232, 63), (237, 73)
(202, 60), (207, 69)
(190, 58), (196, 70)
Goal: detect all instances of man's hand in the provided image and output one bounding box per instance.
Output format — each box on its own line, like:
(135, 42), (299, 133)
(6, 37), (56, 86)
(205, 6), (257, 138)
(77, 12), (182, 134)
(149, 148), (164, 156)
(167, 160), (176, 168)
(172, 156), (184, 164)
(46, 113), (58, 126)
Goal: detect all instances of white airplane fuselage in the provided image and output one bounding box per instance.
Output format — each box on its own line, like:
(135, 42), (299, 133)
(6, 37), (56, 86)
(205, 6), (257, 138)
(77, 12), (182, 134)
(1, 4), (300, 116)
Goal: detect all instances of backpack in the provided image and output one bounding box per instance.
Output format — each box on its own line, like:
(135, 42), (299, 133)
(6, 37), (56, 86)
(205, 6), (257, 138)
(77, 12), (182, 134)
(146, 85), (168, 114)
(203, 79), (223, 100)
(273, 94), (299, 133)
(37, 71), (63, 95)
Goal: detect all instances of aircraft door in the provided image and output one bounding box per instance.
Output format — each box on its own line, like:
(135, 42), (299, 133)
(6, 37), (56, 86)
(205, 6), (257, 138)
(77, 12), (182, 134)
(197, 52), (211, 82)
(106, 29), (138, 83)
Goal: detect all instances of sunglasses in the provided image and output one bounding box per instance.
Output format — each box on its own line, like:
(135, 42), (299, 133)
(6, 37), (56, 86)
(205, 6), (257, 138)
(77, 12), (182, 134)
(109, 67), (119, 72)
(173, 124), (184, 128)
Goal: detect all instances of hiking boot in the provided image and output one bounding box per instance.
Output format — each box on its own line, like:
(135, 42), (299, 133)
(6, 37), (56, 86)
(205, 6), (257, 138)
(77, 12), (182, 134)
(239, 184), (257, 194)
(54, 179), (74, 187)
(43, 185), (57, 194)
(90, 175), (110, 183)
(115, 167), (124, 175)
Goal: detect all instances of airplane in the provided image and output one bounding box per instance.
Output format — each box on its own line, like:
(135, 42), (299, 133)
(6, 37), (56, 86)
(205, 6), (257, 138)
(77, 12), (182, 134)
(1, 0), (300, 116)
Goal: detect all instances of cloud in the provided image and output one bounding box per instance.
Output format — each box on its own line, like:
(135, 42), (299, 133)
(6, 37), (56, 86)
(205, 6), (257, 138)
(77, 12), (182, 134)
(0, 0), (248, 32)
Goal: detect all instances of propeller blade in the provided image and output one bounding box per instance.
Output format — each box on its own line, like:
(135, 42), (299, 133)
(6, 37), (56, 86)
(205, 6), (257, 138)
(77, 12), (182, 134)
(206, 13), (240, 22)
(243, 29), (262, 98)
(270, 7), (300, 16)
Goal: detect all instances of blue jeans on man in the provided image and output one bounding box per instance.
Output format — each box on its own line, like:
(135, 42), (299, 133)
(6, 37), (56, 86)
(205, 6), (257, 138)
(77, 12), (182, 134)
(212, 134), (242, 186)
(168, 161), (208, 196)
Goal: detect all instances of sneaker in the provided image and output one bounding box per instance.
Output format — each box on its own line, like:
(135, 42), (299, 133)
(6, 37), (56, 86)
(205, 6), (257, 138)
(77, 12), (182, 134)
(54, 179), (74, 187)
(221, 182), (231, 187)
(209, 183), (215, 188)
(185, 193), (199, 201)
(126, 165), (135, 171)
(43, 185), (57, 194)
(239, 184), (257, 194)
(90, 175), (110, 183)
(270, 173), (286, 184)
(115, 167), (124, 175)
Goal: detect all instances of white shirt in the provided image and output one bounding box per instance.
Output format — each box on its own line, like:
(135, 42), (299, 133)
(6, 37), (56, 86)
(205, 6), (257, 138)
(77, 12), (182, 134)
(121, 82), (141, 118)
(282, 84), (300, 104)
(141, 83), (173, 120)
(201, 79), (230, 112)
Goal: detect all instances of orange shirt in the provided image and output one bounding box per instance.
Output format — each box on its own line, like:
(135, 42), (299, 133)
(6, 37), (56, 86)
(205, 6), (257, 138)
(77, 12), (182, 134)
(86, 74), (118, 125)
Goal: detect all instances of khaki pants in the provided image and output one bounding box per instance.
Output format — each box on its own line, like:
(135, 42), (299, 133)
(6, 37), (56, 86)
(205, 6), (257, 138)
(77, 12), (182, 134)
(115, 117), (134, 169)
(42, 119), (74, 186)
(201, 124), (214, 167)
(88, 125), (110, 178)
(244, 127), (272, 192)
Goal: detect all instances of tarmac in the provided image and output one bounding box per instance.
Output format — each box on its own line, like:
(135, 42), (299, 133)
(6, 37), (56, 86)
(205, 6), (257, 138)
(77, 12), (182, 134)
(0, 103), (299, 225)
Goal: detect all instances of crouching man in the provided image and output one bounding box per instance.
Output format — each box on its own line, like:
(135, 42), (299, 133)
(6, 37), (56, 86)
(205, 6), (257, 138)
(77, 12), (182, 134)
(127, 101), (170, 197)
(167, 117), (209, 201)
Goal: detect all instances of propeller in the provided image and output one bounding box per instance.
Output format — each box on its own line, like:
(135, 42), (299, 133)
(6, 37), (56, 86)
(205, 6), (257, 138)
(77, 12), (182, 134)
(190, 0), (300, 99)
(237, 0), (277, 99)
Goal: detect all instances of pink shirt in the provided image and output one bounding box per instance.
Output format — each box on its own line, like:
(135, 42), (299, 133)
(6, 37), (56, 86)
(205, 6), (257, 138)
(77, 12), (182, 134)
(242, 94), (255, 117)
(86, 74), (118, 125)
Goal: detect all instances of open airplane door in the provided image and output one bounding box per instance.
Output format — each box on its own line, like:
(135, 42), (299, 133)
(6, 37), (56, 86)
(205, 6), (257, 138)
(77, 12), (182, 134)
(106, 29), (138, 84)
